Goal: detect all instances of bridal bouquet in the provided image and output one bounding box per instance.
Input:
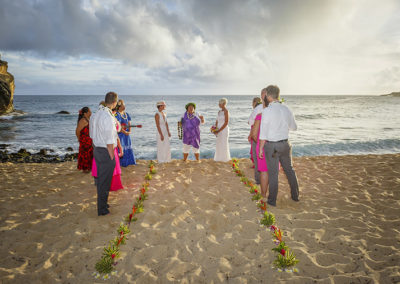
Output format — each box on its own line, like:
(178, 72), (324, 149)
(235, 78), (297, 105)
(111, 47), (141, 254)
(210, 125), (219, 136)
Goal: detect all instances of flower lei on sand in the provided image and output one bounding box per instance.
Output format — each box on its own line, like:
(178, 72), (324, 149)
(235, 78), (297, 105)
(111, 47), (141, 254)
(231, 158), (299, 272)
(93, 161), (157, 280)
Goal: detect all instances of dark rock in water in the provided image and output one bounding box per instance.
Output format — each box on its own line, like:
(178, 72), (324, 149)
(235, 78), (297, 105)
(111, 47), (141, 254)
(64, 153), (78, 161)
(37, 148), (54, 155)
(18, 148), (31, 156)
(0, 59), (15, 115)
(66, 147), (73, 151)
(0, 143), (10, 149)
(56, 111), (70, 114)
(1, 148), (79, 163)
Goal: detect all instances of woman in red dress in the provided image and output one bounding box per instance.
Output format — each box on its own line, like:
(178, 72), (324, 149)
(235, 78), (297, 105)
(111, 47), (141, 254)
(76, 107), (93, 172)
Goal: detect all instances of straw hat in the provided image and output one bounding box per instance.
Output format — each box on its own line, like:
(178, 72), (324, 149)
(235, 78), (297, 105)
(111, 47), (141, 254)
(156, 101), (166, 107)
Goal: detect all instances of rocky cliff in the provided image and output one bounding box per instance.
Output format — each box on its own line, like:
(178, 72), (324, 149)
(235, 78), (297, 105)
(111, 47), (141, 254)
(0, 59), (15, 115)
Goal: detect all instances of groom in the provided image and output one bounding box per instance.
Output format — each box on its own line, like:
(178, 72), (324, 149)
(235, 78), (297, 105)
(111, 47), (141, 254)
(90, 92), (119, 216)
(259, 85), (299, 206)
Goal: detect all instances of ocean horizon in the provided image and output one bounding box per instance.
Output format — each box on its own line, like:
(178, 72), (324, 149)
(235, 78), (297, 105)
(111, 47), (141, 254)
(1, 94), (399, 160)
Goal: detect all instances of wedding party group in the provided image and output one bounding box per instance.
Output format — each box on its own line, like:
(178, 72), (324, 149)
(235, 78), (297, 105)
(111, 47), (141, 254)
(76, 85), (299, 215)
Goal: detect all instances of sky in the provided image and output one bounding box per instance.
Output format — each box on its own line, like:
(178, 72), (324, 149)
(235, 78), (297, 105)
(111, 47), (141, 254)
(0, 0), (399, 96)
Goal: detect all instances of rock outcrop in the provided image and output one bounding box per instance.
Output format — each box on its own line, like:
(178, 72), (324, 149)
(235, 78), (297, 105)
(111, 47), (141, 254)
(0, 59), (15, 115)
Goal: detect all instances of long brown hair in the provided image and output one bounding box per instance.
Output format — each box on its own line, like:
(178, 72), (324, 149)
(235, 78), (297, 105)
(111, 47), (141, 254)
(77, 107), (90, 124)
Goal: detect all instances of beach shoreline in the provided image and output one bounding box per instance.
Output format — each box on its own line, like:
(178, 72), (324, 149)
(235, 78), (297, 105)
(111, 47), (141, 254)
(1, 154), (399, 283)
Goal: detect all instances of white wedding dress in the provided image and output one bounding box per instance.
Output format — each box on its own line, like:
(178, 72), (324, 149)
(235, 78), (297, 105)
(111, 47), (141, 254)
(156, 111), (171, 163)
(214, 110), (231, 162)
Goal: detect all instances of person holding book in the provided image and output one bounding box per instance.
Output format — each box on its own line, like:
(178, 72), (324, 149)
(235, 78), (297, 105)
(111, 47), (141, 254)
(213, 98), (231, 162)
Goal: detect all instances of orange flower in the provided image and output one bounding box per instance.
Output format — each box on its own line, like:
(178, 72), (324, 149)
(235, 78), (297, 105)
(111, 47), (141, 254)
(141, 187), (146, 195)
(132, 205), (136, 215)
(275, 229), (283, 243)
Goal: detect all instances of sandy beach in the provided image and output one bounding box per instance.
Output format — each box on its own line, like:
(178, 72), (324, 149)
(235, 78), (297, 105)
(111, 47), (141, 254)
(0, 154), (399, 283)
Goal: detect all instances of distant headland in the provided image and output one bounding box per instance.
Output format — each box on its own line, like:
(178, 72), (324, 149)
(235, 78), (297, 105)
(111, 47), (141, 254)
(381, 92), (400, 97)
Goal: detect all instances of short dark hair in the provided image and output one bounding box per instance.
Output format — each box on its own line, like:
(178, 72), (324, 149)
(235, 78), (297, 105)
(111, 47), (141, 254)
(185, 102), (196, 110)
(105, 92), (118, 104)
(266, 85), (280, 99)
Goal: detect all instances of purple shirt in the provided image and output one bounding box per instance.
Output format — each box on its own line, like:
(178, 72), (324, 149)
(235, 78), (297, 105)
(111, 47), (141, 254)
(182, 111), (201, 148)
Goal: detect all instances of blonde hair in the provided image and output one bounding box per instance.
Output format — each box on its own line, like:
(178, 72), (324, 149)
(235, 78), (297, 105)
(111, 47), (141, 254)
(253, 97), (262, 107)
(219, 98), (228, 106)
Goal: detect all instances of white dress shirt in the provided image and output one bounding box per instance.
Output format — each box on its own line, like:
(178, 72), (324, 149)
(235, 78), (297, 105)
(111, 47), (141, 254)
(259, 101), (297, 141)
(248, 104), (263, 126)
(89, 106), (118, 148)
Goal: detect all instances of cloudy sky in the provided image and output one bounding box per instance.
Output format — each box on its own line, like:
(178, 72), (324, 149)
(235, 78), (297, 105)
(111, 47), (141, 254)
(1, 0), (399, 95)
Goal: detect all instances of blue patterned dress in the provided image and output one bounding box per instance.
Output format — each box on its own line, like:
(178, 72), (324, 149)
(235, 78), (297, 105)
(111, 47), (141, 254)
(116, 112), (136, 166)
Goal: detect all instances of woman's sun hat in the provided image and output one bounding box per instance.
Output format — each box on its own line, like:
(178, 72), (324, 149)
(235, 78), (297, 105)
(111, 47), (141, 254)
(156, 101), (166, 107)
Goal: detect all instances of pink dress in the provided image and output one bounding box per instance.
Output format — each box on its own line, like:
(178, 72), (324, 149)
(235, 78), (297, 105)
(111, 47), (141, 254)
(255, 113), (268, 172)
(91, 119), (124, 192)
(91, 148), (123, 191)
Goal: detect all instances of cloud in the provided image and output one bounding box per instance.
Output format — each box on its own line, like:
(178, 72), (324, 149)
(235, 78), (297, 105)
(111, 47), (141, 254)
(0, 0), (400, 94)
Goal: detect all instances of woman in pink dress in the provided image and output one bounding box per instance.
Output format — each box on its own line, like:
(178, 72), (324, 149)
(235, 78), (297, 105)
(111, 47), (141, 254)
(251, 105), (269, 198)
(249, 97), (263, 168)
(91, 104), (124, 192)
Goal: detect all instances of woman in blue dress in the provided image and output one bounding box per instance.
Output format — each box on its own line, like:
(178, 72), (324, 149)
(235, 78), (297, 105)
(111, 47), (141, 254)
(116, 100), (136, 166)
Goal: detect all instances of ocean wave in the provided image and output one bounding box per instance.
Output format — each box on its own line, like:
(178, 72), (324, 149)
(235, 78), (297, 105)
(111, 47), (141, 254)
(0, 110), (26, 120)
(293, 139), (400, 157)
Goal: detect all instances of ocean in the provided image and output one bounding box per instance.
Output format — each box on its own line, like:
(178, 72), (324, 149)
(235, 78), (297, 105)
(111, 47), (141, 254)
(0, 95), (399, 160)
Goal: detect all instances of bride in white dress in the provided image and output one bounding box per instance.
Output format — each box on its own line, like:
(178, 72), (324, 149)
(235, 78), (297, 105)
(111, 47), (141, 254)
(155, 101), (171, 163)
(214, 98), (231, 162)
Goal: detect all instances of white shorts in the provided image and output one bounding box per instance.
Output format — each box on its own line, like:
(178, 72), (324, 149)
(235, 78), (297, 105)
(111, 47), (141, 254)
(183, 144), (200, 154)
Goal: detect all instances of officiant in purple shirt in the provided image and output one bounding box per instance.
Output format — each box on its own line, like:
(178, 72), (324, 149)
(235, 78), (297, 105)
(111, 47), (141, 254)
(180, 102), (204, 161)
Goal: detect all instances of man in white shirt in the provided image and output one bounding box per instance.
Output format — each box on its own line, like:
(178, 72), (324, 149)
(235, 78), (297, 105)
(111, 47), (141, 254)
(259, 85), (299, 206)
(248, 88), (267, 184)
(90, 92), (119, 216)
